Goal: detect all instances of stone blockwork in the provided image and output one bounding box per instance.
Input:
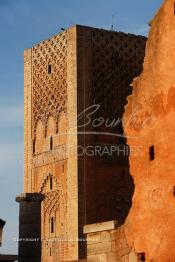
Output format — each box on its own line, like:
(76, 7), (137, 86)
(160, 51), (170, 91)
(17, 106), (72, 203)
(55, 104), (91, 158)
(123, 0), (175, 261)
(24, 25), (146, 261)
(84, 222), (135, 262)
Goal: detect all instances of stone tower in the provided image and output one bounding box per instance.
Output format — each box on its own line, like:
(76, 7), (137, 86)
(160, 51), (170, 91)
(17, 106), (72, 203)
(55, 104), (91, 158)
(123, 0), (175, 260)
(24, 25), (146, 261)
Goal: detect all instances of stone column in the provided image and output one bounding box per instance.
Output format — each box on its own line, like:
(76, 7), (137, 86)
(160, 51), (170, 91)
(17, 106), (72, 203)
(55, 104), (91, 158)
(16, 193), (44, 262)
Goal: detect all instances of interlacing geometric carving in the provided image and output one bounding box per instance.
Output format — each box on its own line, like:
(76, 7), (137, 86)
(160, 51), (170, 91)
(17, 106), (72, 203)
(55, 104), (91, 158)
(32, 31), (68, 136)
(40, 173), (59, 193)
(40, 174), (66, 215)
(91, 29), (146, 120)
(43, 190), (60, 215)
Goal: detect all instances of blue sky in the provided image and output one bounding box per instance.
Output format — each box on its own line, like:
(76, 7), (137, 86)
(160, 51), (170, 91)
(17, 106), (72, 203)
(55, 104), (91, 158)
(0, 0), (162, 254)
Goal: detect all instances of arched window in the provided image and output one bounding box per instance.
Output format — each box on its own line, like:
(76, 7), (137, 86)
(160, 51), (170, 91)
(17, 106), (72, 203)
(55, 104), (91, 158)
(50, 136), (53, 150)
(51, 217), (54, 234)
(48, 64), (52, 74)
(33, 138), (36, 154)
(50, 176), (53, 190)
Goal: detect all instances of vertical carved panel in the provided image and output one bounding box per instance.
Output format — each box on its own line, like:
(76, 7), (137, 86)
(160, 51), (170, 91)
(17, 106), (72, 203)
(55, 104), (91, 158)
(40, 174), (67, 261)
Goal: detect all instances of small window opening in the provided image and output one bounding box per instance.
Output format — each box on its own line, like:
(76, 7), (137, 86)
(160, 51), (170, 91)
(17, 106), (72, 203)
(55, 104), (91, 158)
(149, 145), (155, 161)
(50, 176), (53, 190)
(50, 247), (52, 256)
(50, 136), (53, 150)
(48, 64), (52, 74)
(62, 164), (64, 173)
(174, 2), (175, 15)
(51, 217), (54, 234)
(138, 253), (145, 261)
(33, 139), (35, 154)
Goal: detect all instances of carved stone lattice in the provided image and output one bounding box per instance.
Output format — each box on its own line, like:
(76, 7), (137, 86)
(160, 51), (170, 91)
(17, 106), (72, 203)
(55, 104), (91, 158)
(40, 173), (59, 193)
(40, 174), (66, 216)
(40, 175), (67, 261)
(91, 29), (146, 120)
(43, 190), (60, 215)
(32, 31), (68, 136)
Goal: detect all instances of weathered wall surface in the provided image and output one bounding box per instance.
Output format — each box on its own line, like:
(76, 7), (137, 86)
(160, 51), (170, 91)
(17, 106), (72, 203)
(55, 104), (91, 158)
(87, 229), (130, 262)
(123, 0), (175, 261)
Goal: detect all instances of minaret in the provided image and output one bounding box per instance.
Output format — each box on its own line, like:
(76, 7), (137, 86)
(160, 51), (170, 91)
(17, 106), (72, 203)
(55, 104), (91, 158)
(23, 24), (146, 261)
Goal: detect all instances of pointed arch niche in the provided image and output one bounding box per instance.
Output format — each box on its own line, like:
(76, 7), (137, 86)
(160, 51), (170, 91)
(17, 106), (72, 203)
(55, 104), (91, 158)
(35, 120), (45, 154)
(55, 111), (67, 147)
(46, 116), (56, 151)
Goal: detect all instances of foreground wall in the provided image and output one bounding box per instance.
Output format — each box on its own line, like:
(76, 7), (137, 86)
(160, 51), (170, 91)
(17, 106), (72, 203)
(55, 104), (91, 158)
(84, 221), (132, 262)
(123, 0), (175, 261)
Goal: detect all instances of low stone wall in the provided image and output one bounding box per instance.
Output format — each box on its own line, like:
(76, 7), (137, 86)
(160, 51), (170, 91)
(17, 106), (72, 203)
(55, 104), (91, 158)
(83, 221), (138, 262)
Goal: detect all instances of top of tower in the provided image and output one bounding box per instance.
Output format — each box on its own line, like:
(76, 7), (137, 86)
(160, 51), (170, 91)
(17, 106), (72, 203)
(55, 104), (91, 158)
(25, 24), (147, 50)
